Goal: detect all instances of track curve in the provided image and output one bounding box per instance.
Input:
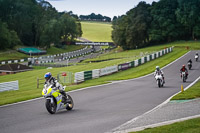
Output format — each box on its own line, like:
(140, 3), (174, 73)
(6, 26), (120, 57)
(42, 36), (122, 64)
(0, 51), (200, 133)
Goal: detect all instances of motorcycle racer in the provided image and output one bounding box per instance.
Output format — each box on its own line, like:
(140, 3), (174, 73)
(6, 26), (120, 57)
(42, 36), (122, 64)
(180, 65), (188, 78)
(44, 72), (66, 97)
(188, 59), (192, 64)
(154, 66), (165, 84)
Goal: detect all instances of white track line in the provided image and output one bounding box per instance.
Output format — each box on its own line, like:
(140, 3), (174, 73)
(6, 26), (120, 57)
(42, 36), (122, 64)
(115, 114), (200, 133)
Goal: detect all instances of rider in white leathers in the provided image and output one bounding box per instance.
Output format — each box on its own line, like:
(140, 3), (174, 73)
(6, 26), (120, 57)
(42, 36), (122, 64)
(154, 66), (165, 84)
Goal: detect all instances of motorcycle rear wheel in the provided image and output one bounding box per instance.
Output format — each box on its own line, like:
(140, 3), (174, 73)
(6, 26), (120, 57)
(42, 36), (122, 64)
(45, 99), (57, 114)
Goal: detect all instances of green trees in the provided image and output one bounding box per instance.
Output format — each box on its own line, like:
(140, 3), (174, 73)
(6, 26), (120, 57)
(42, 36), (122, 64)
(125, 2), (151, 49)
(112, 2), (151, 50)
(0, 0), (82, 50)
(112, 0), (200, 50)
(0, 20), (21, 50)
(112, 15), (128, 50)
(150, 0), (180, 43)
(176, 0), (200, 40)
(80, 13), (111, 22)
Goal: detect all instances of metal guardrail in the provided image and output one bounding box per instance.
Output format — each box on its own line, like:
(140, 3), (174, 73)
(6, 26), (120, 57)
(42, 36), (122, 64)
(0, 80), (19, 92)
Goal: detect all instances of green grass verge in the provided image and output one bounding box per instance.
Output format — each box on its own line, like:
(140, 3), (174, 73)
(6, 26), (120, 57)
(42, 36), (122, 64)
(81, 21), (112, 42)
(131, 117), (200, 133)
(0, 51), (29, 61)
(171, 80), (200, 100)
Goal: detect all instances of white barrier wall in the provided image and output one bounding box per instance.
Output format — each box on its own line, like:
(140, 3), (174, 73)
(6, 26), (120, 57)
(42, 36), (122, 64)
(163, 50), (166, 54)
(151, 54), (155, 60)
(74, 72), (84, 83)
(135, 59), (139, 66)
(0, 80), (19, 92)
(160, 51), (163, 56)
(147, 55), (150, 62)
(73, 47), (173, 84)
(156, 52), (159, 58)
(92, 69), (100, 79)
(141, 57), (145, 64)
(100, 65), (118, 76)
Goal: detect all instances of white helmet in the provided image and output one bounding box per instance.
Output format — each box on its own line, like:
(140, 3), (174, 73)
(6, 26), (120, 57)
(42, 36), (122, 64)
(156, 66), (160, 70)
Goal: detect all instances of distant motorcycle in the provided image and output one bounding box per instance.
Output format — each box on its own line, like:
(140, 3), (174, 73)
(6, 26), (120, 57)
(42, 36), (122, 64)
(187, 62), (192, 70)
(155, 73), (164, 87)
(195, 54), (199, 62)
(181, 71), (187, 82)
(42, 84), (74, 114)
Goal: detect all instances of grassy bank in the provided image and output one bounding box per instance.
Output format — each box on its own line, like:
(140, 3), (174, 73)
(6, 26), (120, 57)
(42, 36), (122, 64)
(81, 21), (112, 42)
(131, 117), (200, 133)
(171, 80), (200, 100)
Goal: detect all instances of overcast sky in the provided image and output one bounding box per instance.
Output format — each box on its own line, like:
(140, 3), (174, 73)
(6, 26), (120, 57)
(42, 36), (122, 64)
(46, 0), (159, 18)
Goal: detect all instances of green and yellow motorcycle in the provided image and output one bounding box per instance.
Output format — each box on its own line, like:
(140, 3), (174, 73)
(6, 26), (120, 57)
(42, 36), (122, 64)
(42, 84), (74, 114)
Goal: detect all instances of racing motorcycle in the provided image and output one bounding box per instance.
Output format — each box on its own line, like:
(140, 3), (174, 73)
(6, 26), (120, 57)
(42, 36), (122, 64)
(187, 62), (192, 70)
(155, 73), (164, 87)
(181, 71), (187, 82)
(42, 84), (74, 114)
(195, 54), (199, 62)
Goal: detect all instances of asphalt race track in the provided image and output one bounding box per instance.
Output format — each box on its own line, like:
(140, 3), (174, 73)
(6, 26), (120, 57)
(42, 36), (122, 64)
(0, 51), (200, 133)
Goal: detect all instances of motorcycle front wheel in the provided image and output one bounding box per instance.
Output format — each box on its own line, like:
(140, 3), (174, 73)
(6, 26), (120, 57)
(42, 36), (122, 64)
(45, 99), (57, 114)
(66, 95), (74, 110)
(157, 80), (161, 88)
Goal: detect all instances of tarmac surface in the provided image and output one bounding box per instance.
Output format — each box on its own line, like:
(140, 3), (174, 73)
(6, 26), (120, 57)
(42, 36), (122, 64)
(111, 97), (200, 133)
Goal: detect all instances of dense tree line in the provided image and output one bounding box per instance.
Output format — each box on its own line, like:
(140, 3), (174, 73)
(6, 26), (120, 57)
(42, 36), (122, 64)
(112, 0), (200, 50)
(0, 0), (82, 50)
(79, 13), (111, 22)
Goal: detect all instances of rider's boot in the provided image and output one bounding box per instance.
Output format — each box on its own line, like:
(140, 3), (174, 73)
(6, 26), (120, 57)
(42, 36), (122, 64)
(60, 90), (67, 103)
(162, 77), (165, 84)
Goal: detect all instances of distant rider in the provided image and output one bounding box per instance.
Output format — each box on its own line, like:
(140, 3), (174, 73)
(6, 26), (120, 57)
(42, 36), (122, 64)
(154, 66), (165, 83)
(195, 52), (199, 59)
(44, 72), (66, 97)
(188, 59), (192, 67)
(195, 52), (199, 56)
(180, 65), (188, 78)
(188, 59), (192, 64)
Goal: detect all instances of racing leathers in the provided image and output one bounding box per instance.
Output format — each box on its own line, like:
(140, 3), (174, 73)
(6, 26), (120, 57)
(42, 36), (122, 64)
(154, 69), (165, 83)
(180, 67), (188, 78)
(44, 77), (66, 97)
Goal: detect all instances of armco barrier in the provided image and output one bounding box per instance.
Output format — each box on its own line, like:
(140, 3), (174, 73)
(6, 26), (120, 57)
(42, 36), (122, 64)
(74, 47), (173, 84)
(0, 80), (19, 92)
